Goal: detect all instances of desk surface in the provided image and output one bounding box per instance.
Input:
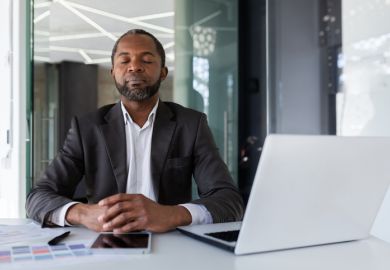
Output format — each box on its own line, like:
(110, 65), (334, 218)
(1, 219), (390, 270)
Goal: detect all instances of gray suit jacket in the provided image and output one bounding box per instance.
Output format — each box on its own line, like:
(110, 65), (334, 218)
(26, 101), (244, 225)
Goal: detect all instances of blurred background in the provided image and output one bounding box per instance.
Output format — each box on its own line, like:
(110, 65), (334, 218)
(1, 0), (390, 242)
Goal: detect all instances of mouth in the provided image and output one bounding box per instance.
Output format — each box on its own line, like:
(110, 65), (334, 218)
(124, 76), (147, 86)
(125, 80), (146, 88)
(127, 79), (145, 83)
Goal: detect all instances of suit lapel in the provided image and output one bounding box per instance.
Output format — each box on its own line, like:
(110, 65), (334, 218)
(151, 101), (176, 198)
(100, 102), (128, 193)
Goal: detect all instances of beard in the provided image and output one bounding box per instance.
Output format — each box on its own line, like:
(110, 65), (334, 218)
(114, 75), (161, 102)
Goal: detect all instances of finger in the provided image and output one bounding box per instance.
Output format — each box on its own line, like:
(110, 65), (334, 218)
(113, 220), (144, 233)
(102, 210), (139, 231)
(98, 194), (147, 222)
(98, 193), (133, 206)
(98, 201), (134, 223)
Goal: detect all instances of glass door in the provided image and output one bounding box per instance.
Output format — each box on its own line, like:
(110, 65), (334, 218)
(174, 0), (239, 183)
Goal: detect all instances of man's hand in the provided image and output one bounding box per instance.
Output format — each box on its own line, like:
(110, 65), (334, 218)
(97, 194), (192, 233)
(65, 203), (109, 232)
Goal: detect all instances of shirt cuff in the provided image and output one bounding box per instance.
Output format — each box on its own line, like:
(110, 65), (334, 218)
(180, 203), (213, 225)
(49, 202), (79, 227)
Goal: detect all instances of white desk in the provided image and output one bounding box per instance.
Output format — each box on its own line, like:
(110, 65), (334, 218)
(1, 219), (390, 270)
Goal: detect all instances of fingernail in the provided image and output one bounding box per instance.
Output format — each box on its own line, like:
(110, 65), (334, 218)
(103, 223), (109, 229)
(97, 215), (103, 222)
(98, 201), (104, 206)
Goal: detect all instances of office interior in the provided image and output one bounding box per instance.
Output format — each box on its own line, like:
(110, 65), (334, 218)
(0, 0), (389, 243)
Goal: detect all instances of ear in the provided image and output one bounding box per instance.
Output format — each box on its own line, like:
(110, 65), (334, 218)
(160, 67), (168, 81)
(110, 67), (114, 79)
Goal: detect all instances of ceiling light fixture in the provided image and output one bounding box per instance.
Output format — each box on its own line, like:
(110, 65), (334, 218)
(34, 10), (50, 24)
(57, 0), (117, 41)
(78, 49), (92, 63)
(35, 30), (50, 36)
(34, 56), (51, 62)
(49, 32), (119, 41)
(34, 47), (50, 53)
(87, 57), (111, 64)
(34, 1), (51, 9)
(131, 12), (174, 21)
(192, 10), (221, 26)
(163, 42), (175, 49)
(64, 0), (174, 34)
(49, 46), (111, 56)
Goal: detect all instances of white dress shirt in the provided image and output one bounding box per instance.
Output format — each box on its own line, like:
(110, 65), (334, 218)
(124, 100), (156, 199)
(49, 100), (212, 226)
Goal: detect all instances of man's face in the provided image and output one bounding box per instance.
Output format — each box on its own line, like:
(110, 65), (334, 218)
(111, 34), (167, 102)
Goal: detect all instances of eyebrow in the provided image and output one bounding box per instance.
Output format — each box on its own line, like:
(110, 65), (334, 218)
(117, 52), (129, 57)
(117, 51), (156, 57)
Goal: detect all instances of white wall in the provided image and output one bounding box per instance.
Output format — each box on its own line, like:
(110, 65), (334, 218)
(0, 0), (27, 218)
(340, 0), (390, 242)
(0, 0), (13, 216)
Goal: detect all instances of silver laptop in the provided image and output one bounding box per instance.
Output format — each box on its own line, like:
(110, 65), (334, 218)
(177, 135), (390, 255)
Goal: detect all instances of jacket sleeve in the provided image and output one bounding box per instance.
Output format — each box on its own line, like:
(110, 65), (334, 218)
(25, 117), (85, 225)
(191, 114), (244, 223)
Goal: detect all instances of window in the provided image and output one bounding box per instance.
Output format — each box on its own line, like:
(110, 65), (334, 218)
(339, 0), (390, 242)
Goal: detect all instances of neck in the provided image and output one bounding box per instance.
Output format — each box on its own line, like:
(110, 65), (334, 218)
(121, 95), (159, 128)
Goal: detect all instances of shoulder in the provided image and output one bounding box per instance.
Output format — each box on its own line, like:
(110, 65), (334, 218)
(73, 103), (120, 130)
(78, 103), (118, 122)
(161, 101), (206, 122)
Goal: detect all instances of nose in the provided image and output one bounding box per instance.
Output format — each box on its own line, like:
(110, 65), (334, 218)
(127, 59), (144, 73)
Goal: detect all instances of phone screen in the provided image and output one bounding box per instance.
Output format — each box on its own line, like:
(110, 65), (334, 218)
(91, 233), (150, 249)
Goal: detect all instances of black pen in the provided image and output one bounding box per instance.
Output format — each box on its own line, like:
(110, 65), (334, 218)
(48, 231), (71, 246)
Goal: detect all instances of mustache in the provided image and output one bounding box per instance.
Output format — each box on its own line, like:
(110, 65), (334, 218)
(123, 74), (147, 82)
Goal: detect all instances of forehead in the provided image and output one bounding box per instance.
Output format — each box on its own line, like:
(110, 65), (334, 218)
(116, 34), (158, 56)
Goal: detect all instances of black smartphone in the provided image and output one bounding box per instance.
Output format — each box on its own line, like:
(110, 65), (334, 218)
(90, 232), (151, 254)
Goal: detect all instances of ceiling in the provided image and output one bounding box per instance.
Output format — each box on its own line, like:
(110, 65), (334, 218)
(33, 0), (175, 69)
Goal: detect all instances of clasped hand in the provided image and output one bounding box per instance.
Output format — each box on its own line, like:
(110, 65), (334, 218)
(68, 193), (192, 233)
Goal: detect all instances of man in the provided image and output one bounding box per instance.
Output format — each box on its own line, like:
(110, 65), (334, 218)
(26, 29), (243, 233)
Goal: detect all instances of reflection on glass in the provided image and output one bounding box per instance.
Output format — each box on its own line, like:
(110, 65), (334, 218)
(340, 0), (390, 242)
(338, 0), (390, 136)
(193, 57), (210, 115)
(191, 26), (216, 56)
(174, 0), (238, 182)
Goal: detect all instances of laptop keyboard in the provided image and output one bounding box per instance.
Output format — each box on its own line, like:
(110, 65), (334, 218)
(205, 230), (240, 242)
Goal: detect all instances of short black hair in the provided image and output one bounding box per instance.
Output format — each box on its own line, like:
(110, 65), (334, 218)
(111, 29), (166, 67)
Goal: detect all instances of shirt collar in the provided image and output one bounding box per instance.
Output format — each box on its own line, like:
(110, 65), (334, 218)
(121, 99), (159, 126)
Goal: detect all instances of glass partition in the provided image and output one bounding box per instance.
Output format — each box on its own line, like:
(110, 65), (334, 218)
(338, 0), (390, 136)
(175, 0), (238, 182)
(339, 0), (390, 243)
(32, 0), (238, 196)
